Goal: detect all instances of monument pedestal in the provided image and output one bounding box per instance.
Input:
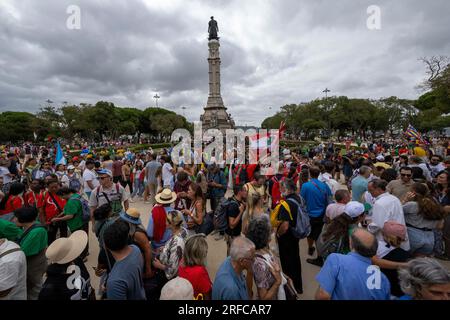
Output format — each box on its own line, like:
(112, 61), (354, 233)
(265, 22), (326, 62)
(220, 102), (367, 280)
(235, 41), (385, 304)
(200, 39), (234, 132)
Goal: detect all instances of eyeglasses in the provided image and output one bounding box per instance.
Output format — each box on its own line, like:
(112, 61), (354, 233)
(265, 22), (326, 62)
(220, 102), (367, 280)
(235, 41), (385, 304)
(400, 174), (412, 177)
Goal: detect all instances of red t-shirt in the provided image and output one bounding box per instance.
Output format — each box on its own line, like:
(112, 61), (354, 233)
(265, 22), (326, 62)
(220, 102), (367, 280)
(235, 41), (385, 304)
(178, 265), (212, 299)
(25, 191), (42, 207)
(0, 195), (25, 215)
(38, 192), (67, 224)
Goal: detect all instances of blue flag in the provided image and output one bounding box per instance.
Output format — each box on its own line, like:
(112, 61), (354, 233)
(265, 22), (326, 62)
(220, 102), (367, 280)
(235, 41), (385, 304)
(55, 141), (67, 165)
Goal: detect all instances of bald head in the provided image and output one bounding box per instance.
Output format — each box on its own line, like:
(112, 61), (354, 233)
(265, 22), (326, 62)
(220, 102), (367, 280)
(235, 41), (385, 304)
(350, 228), (378, 258)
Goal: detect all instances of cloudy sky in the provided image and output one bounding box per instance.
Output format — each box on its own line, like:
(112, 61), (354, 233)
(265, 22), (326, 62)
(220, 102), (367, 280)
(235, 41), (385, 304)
(1, 0), (449, 126)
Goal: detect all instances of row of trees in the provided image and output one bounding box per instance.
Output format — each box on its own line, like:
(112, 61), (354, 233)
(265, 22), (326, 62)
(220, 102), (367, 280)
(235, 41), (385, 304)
(262, 96), (417, 139)
(0, 101), (192, 143)
(262, 57), (450, 139)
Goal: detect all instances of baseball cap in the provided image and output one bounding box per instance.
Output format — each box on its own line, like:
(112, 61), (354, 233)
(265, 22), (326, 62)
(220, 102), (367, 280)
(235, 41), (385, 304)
(376, 155), (385, 162)
(97, 169), (112, 177)
(67, 165), (75, 170)
(344, 201), (365, 219)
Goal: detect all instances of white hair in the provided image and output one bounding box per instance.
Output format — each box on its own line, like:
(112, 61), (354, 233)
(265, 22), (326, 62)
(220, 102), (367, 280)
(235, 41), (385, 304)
(398, 257), (450, 297)
(160, 277), (194, 300)
(229, 236), (255, 262)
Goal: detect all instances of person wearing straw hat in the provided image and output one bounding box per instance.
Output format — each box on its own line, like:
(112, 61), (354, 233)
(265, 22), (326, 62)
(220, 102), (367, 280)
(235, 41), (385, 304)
(39, 230), (94, 300)
(119, 208), (153, 279)
(147, 188), (178, 251)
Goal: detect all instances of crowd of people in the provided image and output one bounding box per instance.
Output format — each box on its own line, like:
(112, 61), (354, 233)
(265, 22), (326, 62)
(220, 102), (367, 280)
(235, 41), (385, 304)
(1, 138), (450, 300)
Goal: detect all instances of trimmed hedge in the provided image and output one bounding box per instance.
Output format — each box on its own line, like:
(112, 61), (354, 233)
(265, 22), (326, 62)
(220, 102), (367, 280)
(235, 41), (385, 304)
(67, 142), (172, 158)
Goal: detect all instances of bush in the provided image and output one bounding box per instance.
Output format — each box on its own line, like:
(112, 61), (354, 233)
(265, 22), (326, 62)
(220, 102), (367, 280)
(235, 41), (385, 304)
(66, 142), (173, 158)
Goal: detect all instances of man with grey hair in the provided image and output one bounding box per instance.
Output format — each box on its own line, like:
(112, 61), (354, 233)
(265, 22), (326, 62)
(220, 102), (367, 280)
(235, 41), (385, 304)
(315, 228), (391, 300)
(398, 257), (450, 300)
(212, 236), (255, 300)
(351, 165), (372, 203)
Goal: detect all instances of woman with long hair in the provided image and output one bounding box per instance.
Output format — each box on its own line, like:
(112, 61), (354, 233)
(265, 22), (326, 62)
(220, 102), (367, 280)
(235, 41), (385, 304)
(181, 183), (205, 236)
(310, 201), (365, 267)
(243, 193), (266, 234)
(403, 182), (445, 256)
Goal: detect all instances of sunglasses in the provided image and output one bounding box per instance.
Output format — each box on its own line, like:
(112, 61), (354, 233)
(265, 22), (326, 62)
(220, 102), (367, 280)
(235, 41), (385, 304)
(401, 174), (412, 177)
(100, 176), (110, 180)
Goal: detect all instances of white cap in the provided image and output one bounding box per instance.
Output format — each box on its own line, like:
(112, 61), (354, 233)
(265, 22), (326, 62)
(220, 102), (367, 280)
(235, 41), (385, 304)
(344, 201), (365, 219)
(160, 277), (193, 300)
(67, 165), (75, 170)
(376, 155), (385, 162)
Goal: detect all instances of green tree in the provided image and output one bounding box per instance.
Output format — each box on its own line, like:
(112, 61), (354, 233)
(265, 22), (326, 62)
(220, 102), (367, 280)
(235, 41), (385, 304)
(0, 112), (36, 142)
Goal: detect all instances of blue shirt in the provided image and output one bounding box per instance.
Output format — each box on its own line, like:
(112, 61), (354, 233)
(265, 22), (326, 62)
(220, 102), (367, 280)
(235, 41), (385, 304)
(212, 256), (249, 300)
(351, 176), (368, 202)
(208, 171), (227, 198)
(300, 179), (332, 218)
(106, 245), (146, 300)
(316, 252), (391, 300)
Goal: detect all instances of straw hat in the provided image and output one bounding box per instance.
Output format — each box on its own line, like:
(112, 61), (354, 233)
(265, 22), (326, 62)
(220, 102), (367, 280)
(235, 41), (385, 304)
(155, 188), (177, 204)
(46, 230), (88, 264)
(120, 208), (142, 225)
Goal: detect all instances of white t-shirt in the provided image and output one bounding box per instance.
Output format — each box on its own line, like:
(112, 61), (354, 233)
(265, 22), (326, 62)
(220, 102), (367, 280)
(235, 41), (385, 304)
(368, 192), (410, 255)
(162, 163), (174, 187)
(319, 172), (340, 196)
(82, 169), (99, 192)
(78, 160), (86, 172)
(0, 166), (12, 184)
(0, 240), (27, 300)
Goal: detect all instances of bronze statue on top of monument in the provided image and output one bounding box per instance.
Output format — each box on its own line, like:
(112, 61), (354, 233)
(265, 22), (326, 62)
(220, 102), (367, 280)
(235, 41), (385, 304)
(208, 16), (219, 40)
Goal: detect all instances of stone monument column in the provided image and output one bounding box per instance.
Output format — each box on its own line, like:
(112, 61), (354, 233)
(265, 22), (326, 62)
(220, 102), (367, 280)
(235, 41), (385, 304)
(201, 18), (234, 131)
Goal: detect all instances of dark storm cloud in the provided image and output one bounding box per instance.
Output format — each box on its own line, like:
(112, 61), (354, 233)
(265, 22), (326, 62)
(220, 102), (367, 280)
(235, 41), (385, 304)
(0, 0), (449, 125)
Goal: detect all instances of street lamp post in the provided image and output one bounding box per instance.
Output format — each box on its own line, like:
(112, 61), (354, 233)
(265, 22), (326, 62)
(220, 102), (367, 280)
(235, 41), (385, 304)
(153, 94), (160, 108)
(323, 88), (330, 99)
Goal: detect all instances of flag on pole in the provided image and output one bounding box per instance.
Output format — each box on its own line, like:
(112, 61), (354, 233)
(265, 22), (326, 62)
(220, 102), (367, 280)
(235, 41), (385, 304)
(404, 124), (429, 145)
(55, 141), (67, 165)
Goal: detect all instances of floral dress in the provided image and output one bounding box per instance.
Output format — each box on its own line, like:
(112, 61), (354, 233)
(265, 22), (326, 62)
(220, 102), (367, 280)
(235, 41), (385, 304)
(159, 233), (186, 280)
